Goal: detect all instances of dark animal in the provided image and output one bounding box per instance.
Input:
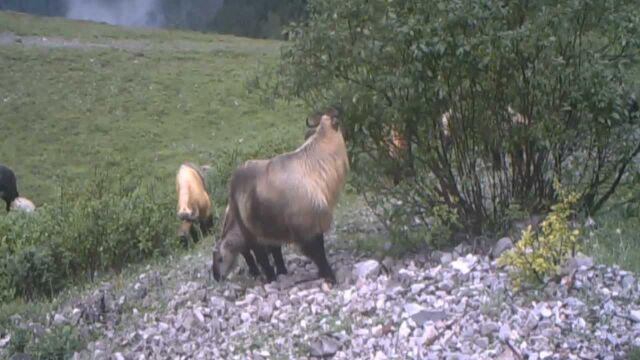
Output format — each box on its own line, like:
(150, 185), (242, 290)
(0, 165), (19, 212)
(212, 108), (350, 284)
(176, 163), (214, 245)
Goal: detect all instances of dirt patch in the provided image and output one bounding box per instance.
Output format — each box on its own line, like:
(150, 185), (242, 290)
(0, 31), (149, 51)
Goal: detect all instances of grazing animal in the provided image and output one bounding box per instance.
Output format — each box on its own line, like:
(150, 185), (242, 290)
(215, 204), (288, 281)
(10, 197), (35, 213)
(212, 108), (350, 284)
(175, 163), (214, 245)
(0, 165), (19, 212)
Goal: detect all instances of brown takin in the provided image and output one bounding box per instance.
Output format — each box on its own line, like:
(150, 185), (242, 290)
(175, 163), (214, 245)
(385, 124), (411, 185)
(215, 203), (288, 281)
(212, 107), (350, 284)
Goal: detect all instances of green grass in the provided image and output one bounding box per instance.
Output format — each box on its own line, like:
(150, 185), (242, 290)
(0, 11), (306, 205)
(583, 201), (640, 273)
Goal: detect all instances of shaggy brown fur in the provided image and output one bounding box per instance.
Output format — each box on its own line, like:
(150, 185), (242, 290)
(176, 163), (213, 245)
(212, 108), (350, 283)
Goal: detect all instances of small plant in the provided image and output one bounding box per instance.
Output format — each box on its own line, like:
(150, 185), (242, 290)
(499, 182), (581, 290)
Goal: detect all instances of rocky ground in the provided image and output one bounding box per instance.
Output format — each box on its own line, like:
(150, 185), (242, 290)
(2, 207), (640, 360)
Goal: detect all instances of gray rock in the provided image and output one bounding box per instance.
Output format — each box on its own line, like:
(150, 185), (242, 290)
(492, 237), (514, 259)
(562, 253), (594, 274)
(52, 314), (67, 326)
(309, 337), (340, 358)
(622, 275), (636, 290)
(353, 260), (380, 279)
(480, 322), (499, 336)
(498, 323), (511, 341)
(258, 303), (273, 322)
(412, 310), (448, 326)
(474, 336), (489, 349)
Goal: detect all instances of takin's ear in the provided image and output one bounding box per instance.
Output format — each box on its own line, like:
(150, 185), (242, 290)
(306, 114), (321, 128)
(324, 107), (340, 129)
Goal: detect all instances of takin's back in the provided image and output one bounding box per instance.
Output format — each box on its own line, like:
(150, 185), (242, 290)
(176, 164), (211, 220)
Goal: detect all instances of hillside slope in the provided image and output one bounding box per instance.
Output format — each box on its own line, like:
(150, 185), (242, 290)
(0, 11), (305, 205)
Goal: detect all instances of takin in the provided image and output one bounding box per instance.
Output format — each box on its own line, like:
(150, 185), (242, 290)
(0, 164), (19, 212)
(175, 163), (214, 245)
(212, 107), (350, 284)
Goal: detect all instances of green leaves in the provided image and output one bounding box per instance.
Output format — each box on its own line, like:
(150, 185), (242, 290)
(268, 0), (640, 237)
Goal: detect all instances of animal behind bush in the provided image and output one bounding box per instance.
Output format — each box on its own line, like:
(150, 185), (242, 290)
(212, 107), (350, 284)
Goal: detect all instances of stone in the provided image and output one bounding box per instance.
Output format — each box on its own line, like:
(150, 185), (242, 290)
(412, 310), (448, 326)
(562, 253), (594, 274)
(480, 322), (499, 336)
(474, 337), (489, 349)
(450, 255), (477, 275)
(492, 237), (514, 259)
(259, 304), (273, 322)
(498, 323), (511, 341)
(398, 321), (411, 338)
(309, 337), (340, 358)
(353, 260), (380, 279)
(404, 303), (426, 316)
(629, 310), (640, 322)
(52, 314), (67, 326)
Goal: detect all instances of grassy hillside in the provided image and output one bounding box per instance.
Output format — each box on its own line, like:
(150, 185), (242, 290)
(0, 11), (306, 205)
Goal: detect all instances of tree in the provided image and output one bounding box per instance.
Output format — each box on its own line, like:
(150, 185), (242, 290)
(208, 0), (307, 39)
(270, 0), (640, 240)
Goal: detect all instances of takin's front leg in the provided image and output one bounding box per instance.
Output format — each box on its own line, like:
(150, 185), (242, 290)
(241, 248), (261, 277)
(252, 245), (277, 283)
(269, 246), (288, 276)
(300, 233), (336, 284)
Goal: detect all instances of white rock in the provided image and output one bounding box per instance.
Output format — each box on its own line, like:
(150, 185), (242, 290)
(353, 260), (381, 279)
(404, 303), (426, 316)
(629, 310), (640, 322)
(398, 321), (411, 338)
(374, 350), (388, 360)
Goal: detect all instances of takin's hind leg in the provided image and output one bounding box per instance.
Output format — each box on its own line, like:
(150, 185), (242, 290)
(269, 246), (288, 276)
(299, 233), (336, 284)
(241, 248), (261, 277)
(189, 225), (201, 244)
(252, 245), (277, 283)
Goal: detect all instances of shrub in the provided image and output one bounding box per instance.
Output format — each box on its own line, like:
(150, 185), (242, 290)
(0, 161), (175, 302)
(265, 0), (640, 242)
(499, 183), (581, 289)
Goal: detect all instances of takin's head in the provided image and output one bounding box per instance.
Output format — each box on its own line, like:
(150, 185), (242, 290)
(304, 107), (341, 140)
(211, 205), (245, 281)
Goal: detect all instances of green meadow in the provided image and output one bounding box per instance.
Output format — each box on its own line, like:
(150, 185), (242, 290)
(0, 11), (306, 205)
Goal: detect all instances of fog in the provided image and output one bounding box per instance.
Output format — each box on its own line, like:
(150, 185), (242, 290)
(65, 0), (164, 28)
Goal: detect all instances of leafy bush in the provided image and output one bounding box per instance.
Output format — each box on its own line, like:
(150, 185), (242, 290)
(3, 325), (86, 360)
(0, 162), (175, 302)
(266, 0), (640, 241)
(499, 183), (581, 289)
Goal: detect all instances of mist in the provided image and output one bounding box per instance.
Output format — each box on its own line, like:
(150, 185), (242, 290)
(65, 0), (164, 28)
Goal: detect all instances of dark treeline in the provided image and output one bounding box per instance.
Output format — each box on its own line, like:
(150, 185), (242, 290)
(209, 0), (307, 39)
(0, 0), (68, 17)
(0, 0), (307, 39)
